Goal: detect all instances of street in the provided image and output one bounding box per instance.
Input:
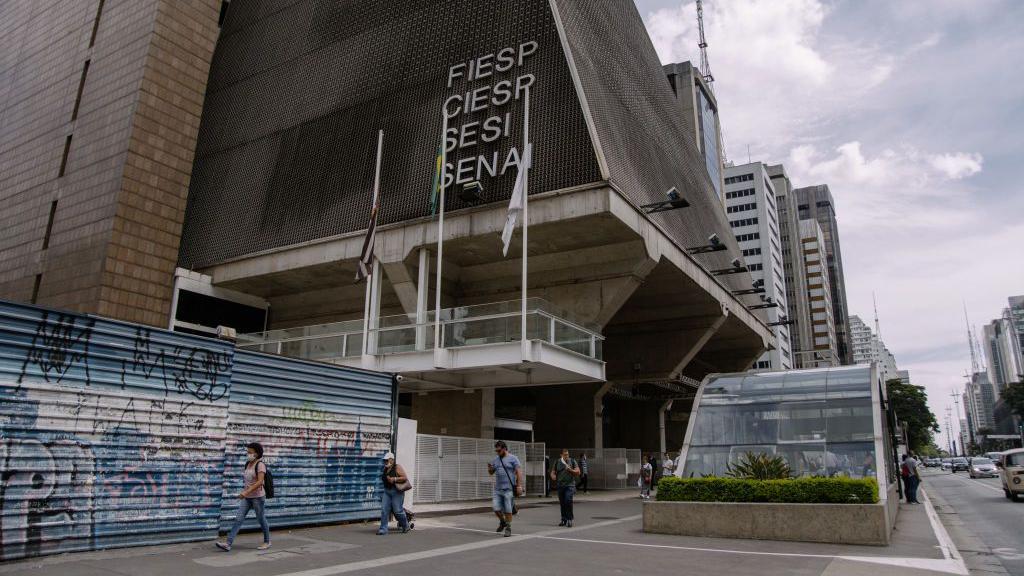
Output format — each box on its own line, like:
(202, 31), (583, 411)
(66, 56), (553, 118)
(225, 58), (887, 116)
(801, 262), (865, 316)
(923, 468), (1024, 575)
(0, 495), (962, 576)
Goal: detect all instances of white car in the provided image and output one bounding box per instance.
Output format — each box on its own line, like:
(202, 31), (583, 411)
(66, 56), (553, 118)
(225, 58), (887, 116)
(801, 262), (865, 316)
(998, 449), (1024, 501)
(968, 457), (998, 479)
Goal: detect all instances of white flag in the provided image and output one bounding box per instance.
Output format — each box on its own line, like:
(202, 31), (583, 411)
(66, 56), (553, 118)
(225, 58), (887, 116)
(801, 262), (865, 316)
(501, 144), (532, 257)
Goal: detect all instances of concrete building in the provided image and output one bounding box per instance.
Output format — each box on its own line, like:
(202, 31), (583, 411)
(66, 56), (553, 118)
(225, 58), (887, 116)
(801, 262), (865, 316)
(797, 219), (839, 367)
(985, 297), (1024, 434)
(768, 164), (813, 367)
(0, 1), (777, 454)
(898, 370), (911, 385)
(0, 0), (222, 326)
(663, 61), (724, 204)
(849, 314), (899, 383)
(795, 185), (852, 364)
(722, 162), (791, 370)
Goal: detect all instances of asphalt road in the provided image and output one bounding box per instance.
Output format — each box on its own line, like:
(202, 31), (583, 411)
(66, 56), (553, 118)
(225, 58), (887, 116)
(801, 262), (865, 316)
(923, 467), (1024, 575)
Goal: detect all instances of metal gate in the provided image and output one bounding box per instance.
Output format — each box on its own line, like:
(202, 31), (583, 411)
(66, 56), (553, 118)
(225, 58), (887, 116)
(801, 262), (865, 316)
(221, 350), (393, 531)
(546, 448), (642, 490)
(0, 301), (234, 560)
(414, 434), (527, 503)
(525, 442), (546, 496)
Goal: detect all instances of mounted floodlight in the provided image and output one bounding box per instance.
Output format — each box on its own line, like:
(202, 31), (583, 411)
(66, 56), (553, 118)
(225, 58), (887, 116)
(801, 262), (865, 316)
(460, 181), (484, 203)
(708, 233), (721, 246)
(752, 278), (764, 288)
(687, 231), (727, 254)
(642, 187), (690, 214)
(748, 301), (780, 310)
(711, 259), (748, 275)
(731, 258), (742, 269)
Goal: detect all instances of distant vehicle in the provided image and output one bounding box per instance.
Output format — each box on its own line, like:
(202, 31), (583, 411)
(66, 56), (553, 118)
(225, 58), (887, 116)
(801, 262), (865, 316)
(941, 458), (953, 471)
(951, 457), (969, 472)
(925, 458), (942, 467)
(984, 451), (1004, 463)
(998, 448), (1024, 501)
(968, 457), (998, 478)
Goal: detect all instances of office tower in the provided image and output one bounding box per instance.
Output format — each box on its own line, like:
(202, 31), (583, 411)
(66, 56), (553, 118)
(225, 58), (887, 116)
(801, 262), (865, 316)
(768, 164), (813, 367)
(664, 61), (724, 203)
(796, 219), (838, 367)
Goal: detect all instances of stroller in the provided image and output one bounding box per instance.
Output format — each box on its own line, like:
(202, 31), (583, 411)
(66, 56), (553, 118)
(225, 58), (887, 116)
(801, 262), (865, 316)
(389, 508), (415, 530)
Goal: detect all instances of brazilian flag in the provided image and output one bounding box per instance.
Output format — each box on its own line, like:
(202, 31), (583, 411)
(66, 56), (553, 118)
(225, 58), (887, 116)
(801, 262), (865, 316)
(429, 144), (443, 216)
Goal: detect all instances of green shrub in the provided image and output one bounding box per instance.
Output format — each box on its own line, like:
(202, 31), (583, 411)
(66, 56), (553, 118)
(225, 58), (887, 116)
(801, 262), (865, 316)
(655, 476), (879, 504)
(726, 451), (793, 480)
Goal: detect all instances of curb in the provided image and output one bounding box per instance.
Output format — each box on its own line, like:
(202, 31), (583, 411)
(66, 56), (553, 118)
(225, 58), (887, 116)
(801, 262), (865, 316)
(925, 486), (1010, 575)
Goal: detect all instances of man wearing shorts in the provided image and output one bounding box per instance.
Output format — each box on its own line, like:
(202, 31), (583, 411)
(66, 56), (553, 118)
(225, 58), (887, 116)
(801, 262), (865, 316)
(487, 440), (525, 537)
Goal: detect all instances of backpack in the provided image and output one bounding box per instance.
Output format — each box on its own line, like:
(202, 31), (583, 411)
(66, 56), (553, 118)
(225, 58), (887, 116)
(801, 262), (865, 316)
(900, 462), (910, 478)
(258, 460), (275, 499)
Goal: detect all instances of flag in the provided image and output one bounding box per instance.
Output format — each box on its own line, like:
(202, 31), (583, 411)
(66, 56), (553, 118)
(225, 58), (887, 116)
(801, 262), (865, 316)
(356, 130), (384, 283)
(501, 144), (532, 257)
(429, 143), (443, 216)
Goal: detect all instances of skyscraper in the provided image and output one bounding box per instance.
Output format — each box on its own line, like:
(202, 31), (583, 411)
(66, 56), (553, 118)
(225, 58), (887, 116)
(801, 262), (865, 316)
(724, 162), (792, 370)
(664, 61), (724, 204)
(768, 164), (813, 367)
(797, 219), (839, 367)
(795, 185), (852, 364)
(849, 314), (899, 382)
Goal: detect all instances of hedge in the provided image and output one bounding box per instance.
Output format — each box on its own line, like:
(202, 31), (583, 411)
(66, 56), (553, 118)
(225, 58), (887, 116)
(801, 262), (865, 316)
(655, 476), (879, 504)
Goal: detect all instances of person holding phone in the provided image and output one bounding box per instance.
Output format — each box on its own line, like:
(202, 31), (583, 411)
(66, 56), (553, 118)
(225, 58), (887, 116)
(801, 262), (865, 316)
(550, 448), (581, 526)
(487, 440), (524, 537)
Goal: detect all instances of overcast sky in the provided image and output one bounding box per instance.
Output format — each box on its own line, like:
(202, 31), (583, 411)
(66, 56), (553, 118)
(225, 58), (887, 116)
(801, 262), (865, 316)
(634, 0), (1024, 450)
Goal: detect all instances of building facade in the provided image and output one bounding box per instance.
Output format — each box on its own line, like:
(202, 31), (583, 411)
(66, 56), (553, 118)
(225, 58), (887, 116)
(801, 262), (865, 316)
(795, 185), (852, 364)
(0, 0), (222, 326)
(849, 314), (900, 382)
(768, 164), (813, 367)
(723, 162), (792, 370)
(664, 61), (724, 204)
(797, 219), (838, 367)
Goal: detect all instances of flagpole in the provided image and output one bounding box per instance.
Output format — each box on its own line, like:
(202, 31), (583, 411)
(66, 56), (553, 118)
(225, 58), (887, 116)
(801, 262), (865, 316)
(521, 89), (530, 353)
(433, 112), (448, 353)
(362, 129), (385, 356)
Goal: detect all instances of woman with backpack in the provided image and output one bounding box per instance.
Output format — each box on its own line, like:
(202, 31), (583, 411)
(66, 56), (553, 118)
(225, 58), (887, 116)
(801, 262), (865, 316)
(216, 442), (271, 551)
(378, 451), (411, 535)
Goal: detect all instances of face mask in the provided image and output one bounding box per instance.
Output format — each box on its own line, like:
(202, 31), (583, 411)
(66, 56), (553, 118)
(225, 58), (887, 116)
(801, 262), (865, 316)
(247, 453), (256, 461)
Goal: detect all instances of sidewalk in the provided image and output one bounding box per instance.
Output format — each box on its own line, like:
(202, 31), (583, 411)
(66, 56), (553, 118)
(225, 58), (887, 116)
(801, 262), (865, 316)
(411, 488), (638, 517)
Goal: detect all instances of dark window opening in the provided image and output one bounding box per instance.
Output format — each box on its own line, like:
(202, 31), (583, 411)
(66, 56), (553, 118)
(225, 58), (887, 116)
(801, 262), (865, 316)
(42, 201), (57, 249)
(174, 289), (266, 333)
(218, 0), (231, 26)
(58, 135), (72, 177)
(31, 274), (42, 304)
(71, 60), (90, 121)
(89, 0), (105, 48)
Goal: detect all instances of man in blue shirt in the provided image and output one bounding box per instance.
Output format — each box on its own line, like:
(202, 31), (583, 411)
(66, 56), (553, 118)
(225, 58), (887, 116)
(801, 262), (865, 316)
(487, 440), (524, 537)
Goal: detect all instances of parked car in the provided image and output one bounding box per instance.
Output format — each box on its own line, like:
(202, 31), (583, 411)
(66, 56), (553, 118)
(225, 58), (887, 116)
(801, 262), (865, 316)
(951, 457), (969, 472)
(941, 458), (953, 470)
(984, 451), (1004, 463)
(926, 458), (942, 467)
(968, 457), (998, 478)
(998, 448), (1024, 501)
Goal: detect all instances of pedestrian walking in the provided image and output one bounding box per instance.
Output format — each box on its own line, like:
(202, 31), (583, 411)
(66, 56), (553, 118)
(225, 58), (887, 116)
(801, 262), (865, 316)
(576, 453), (589, 494)
(216, 442), (271, 551)
(550, 449), (580, 527)
(901, 453), (921, 504)
(649, 453), (660, 484)
(661, 452), (675, 479)
(488, 440), (524, 537)
(640, 455), (653, 500)
(377, 451), (412, 535)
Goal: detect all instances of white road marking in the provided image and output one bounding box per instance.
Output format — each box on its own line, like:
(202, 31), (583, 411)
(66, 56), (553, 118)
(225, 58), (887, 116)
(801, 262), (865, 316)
(269, 515), (641, 576)
(920, 488), (969, 575)
(947, 474), (1003, 494)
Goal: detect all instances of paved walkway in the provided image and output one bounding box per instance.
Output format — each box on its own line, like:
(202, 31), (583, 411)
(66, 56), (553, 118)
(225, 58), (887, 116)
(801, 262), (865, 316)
(0, 487), (972, 576)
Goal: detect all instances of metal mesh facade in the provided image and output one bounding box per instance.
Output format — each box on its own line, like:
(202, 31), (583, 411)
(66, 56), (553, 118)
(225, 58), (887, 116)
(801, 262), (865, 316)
(179, 0), (601, 269)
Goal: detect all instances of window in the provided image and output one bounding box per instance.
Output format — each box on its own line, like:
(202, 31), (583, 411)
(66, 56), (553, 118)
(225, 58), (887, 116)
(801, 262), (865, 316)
(816, 200), (831, 208)
(725, 188), (756, 199)
(71, 60), (90, 121)
(58, 135), (72, 177)
(735, 232), (760, 242)
(42, 201), (57, 249)
(742, 247), (761, 257)
(727, 202), (756, 213)
(754, 360), (772, 369)
(89, 0), (105, 48)
(748, 263), (764, 271)
(730, 217), (758, 228)
(798, 204), (809, 211)
(724, 173), (754, 185)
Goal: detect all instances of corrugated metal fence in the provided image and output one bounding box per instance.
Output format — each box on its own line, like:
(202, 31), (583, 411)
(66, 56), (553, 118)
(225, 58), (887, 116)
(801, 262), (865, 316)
(0, 301), (395, 561)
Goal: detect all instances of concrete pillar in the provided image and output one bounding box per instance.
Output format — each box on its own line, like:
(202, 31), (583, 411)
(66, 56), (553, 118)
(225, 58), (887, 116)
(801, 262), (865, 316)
(669, 310), (729, 379)
(361, 259), (383, 360)
(410, 389), (494, 438)
(594, 382), (614, 449)
(658, 399), (674, 454)
(415, 249), (429, 350)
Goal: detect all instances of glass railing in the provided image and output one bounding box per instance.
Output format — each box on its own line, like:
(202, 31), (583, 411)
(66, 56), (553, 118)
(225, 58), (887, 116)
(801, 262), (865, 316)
(237, 299), (604, 361)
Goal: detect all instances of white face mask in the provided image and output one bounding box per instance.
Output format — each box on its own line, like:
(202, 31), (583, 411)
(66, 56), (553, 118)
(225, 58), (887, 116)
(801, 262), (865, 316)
(247, 453), (257, 462)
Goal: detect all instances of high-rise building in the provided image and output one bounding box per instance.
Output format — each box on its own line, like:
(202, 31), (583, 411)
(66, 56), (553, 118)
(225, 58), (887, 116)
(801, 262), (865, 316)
(768, 164), (813, 367)
(849, 314), (899, 382)
(723, 162), (792, 370)
(985, 296), (1024, 434)
(797, 219), (838, 367)
(0, 1), (222, 326)
(898, 370), (911, 385)
(795, 185), (852, 364)
(963, 372), (996, 446)
(664, 61), (724, 203)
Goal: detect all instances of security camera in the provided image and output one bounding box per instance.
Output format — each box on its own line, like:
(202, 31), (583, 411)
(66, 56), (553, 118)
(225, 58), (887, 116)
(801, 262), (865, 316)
(395, 374), (405, 383)
(666, 187), (688, 208)
(708, 233), (721, 246)
(731, 258), (742, 269)
(460, 181), (484, 203)
(752, 279), (764, 288)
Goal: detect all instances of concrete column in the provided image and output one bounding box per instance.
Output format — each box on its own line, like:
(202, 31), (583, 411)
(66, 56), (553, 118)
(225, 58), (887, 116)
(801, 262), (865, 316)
(480, 388), (495, 439)
(669, 310), (729, 379)
(415, 249), (429, 350)
(658, 399), (674, 454)
(594, 382), (614, 449)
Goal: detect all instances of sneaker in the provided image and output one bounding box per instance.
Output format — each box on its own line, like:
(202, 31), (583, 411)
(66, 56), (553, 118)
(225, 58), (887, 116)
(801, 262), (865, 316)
(503, 525), (512, 537)
(496, 521), (506, 533)
(566, 520), (573, 527)
(401, 525), (411, 533)
(376, 530), (388, 535)
(257, 542), (271, 550)
(558, 519), (566, 527)
(215, 541), (231, 552)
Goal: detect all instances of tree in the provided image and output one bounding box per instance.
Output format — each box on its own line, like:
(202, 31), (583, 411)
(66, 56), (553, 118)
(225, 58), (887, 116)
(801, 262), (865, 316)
(1001, 380), (1024, 419)
(886, 379), (940, 454)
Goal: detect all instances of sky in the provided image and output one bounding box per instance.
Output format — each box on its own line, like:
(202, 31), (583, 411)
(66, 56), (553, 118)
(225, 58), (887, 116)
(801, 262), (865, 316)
(634, 0), (1024, 451)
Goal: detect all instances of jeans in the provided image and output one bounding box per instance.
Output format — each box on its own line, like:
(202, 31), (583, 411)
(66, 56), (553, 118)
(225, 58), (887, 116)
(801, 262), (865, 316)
(379, 488), (408, 533)
(557, 485), (575, 521)
(904, 475), (920, 502)
(227, 497), (270, 545)
(492, 489), (514, 514)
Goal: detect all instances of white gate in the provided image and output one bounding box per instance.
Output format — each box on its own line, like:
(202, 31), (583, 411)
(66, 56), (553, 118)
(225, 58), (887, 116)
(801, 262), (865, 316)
(414, 434), (528, 503)
(547, 448), (642, 489)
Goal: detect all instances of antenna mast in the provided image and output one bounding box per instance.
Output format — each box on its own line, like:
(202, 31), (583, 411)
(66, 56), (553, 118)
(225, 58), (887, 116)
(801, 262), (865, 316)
(696, 0), (714, 88)
(963, 303), (980, 375)
(873, 292), (881, 339)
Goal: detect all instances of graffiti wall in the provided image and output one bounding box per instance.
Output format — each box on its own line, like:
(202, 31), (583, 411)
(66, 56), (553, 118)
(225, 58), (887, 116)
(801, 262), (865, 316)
(0, 301), (394, 561)
(221, 351), (393, 530)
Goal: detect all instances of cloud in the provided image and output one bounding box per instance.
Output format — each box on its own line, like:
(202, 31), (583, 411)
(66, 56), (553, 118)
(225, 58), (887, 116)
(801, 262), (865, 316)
(928, 152), (983, 179)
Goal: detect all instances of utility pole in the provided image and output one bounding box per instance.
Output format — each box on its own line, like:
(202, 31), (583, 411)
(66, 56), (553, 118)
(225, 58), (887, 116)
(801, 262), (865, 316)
(951, 389), (962, 456)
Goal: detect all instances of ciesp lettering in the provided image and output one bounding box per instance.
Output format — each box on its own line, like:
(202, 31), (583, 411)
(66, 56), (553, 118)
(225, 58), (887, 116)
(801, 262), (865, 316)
(441, 41), (537, 189)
